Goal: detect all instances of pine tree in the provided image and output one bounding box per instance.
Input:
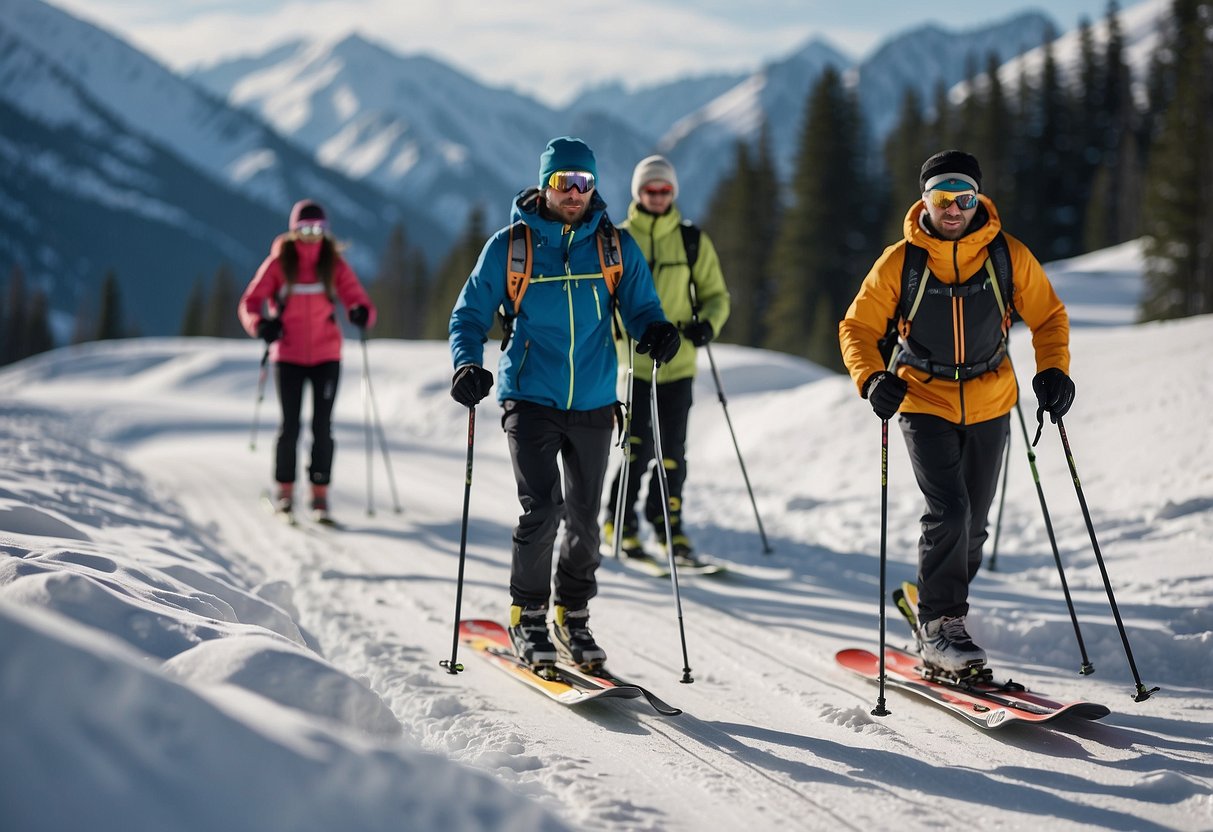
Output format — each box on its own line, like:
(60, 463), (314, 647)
(702, 141), (753, 344)
(882, 88), (933, 243)
(1, 265), (27, 364)
(1015, 27), (1083, 258)
(181, 275), (207, 336)
(424, 205), (488, 340)
(1141, 0), (1213, 319)
(764, 67), (869, 369)
(96, 270), (125, 341)
(24, 290), (54, 358)
(701, 127), (780, 347)
(203, 264), (243, 338)
(1084, 1), (1143, 250)
(974, 52), (1016, 216)
(369, 223), (430, 339)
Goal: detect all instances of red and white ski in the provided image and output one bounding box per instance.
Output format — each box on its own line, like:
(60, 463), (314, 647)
(837, 645), (1110, 729)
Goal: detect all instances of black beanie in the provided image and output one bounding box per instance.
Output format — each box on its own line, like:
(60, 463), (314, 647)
(289, 199), (328, 229)
(919, 150), (982, 193)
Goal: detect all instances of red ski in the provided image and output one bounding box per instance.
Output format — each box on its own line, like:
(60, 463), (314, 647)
(837, 645), (1110, 729)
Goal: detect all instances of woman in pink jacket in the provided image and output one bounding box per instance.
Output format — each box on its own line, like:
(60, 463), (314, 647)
(238, 200), (376, 522)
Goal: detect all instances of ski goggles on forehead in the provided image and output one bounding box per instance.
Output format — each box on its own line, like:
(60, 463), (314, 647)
(546, 170), (596, 193)
(925, 190), (979, 210)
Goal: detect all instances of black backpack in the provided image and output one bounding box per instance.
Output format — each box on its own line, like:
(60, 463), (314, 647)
(878, 232), (1014, 370)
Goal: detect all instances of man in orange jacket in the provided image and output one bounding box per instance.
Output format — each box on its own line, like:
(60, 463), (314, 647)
(839, 149), (1075, 675)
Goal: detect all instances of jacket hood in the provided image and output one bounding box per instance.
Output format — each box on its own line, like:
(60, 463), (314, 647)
(904, 195), (1002, 257)
(511, 187), (609, 244)
(625, 201), (683, 238)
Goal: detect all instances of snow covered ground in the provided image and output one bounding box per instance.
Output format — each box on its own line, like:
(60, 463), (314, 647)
(1, 239), (1211, 831)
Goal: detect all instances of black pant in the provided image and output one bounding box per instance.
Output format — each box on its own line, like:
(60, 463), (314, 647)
(901, 412), (1009, 623)
(605, 377), (693, 539)
(274, 361), (340, 485)
(503, 400), (614, 609)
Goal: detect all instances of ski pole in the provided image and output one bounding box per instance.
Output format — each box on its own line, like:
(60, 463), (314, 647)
(701, 339), (773, 554)
(440, 405), (477, 676)
(688, 285), (772, 555)
(650, 358), (694, 684)
(360, 333), (403, 514)
(609, 340), (636, 559)
(1008, 355), (1094, 674)
(1052, 415), (1158, 702)
(249, 344), (270, 451)
(360, 332), (375, 516)
(988, 430), (1012, 571)
(872, 418), (891, 717)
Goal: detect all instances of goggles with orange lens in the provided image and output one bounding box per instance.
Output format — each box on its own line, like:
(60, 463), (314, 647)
(926, 190), (979, 210)
(641, 185), (674, 197)
(546, 170), (596, 193)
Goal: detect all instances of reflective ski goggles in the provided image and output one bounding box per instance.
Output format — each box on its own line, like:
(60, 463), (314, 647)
(641, 184), (674, 197)
(925, 190), (979, 211)
(294, 222), (326, 238)
(546, 170), (596, 193)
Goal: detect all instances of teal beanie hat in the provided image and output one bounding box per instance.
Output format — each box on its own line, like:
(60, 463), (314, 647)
(538, 137), (598, 188)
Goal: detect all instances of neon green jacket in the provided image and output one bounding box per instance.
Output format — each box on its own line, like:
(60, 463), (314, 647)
(619, 202), (730, 383)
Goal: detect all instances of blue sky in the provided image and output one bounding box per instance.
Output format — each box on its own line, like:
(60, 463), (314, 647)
(47, 0), (1145, 106)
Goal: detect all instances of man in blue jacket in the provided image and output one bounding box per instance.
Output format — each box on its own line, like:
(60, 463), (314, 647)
(448, 137), (680, 676)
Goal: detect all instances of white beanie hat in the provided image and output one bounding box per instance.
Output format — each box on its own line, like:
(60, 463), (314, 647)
(631, 155), (679, 201)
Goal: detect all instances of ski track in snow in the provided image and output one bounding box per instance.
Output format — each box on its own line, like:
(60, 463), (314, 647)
(2, 296), (1212, 831)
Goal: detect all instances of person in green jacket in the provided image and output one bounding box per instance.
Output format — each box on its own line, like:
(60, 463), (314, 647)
(603, 155), (731, 565)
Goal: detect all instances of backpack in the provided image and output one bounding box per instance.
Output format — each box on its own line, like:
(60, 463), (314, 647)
(678, 220), (701, 270)
(498, 217), (624, 348)
(879, 232), (1015, 371)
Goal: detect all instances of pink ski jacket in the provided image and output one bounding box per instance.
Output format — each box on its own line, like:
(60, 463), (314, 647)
(239, 234), (376, 366)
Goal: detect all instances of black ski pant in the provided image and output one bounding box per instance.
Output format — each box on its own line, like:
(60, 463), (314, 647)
(901, 411), (1009, 624)
(274, 361), (340, 486)
(503, 400), (614, 610)
(605, 376), (693, 541)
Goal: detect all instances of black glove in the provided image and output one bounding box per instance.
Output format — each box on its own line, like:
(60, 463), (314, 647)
(636, 321), (681, 365)
(865, 371), (908, 420)
(348, 305), (369, 328)
(256, 318), (282, 344)
(450, 364), (494, 407)
(683, 320), (714, 347)
(1032, 368), (1075, 423)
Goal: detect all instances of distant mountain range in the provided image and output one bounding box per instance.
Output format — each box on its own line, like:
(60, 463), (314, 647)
(0, 0), (1166, 336)
(190, 11), (1081, 228)
(0, 0), (444, 336)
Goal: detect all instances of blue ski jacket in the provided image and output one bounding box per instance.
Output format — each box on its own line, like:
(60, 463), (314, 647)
(449, 189), (668, 411)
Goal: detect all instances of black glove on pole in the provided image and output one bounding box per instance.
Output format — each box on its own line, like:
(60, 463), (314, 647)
(348, 305), (370, 328)
(637, 321), (681, 366)
(450, 364), (494, 408)
(865, 371), (908, 421)
(256, 318), (283, 344)
(683, 320), (714, 347)
(1032, 368), (1075, 423)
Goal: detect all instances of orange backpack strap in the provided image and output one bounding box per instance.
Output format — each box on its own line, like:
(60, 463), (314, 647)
(596, 224), (623, 294)
(506, 221), (532, 314)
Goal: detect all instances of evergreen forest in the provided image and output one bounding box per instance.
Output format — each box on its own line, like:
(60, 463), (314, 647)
(2, 0), (1208, 370)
